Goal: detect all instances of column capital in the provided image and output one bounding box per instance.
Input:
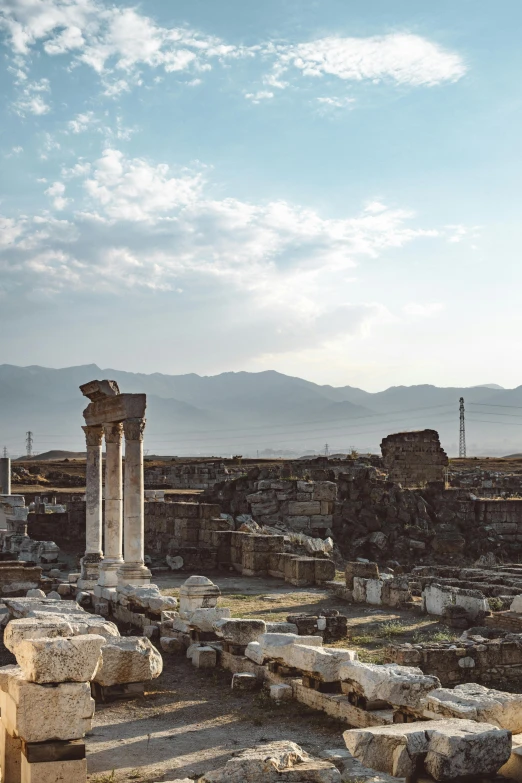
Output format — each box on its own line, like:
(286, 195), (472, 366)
(123, 417), (146, 442)
(104, 421), (123, 444)
(82, 424), (103, 447)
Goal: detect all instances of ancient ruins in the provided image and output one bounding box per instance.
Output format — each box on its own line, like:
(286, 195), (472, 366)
(3, 380), (522, 780)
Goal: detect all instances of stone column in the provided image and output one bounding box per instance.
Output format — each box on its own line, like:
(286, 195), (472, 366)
(78, 424), (104, 589)
(117, 418), (151, 585)
(97, 423), (124, 587)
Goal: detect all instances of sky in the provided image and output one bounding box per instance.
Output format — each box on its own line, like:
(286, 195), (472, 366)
(0, 0), (521, 392)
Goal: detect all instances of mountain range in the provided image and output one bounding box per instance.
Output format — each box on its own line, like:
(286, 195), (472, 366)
(0, 364), (520, 458)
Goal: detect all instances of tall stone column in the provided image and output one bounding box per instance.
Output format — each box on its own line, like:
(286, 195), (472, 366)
(117, 418), (151, 585)
(78, 424), (104, 588)
(98, 422), (124, 587)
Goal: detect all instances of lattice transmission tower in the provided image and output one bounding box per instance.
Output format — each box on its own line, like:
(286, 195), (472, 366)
(459, 398), (466, 458)
(25, 431), (33, 458)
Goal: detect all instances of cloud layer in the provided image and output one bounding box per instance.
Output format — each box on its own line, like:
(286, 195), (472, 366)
(0, 145), (457, 358)
(1, 1), (466, 100)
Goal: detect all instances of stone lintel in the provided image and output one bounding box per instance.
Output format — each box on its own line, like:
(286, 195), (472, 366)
(80, 380), (120, 402)
(83, 394), (146, 426)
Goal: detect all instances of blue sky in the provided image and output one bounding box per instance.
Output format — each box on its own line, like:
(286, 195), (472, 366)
(1, 0), (521, 390)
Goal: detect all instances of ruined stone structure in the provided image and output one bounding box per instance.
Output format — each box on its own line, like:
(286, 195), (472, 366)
(80, 379), (151, 589)
(145, 461), (243, 490)
(385, 635), (522, 689)
(207, 475), (337, 536)
(380, 429), (448, 488)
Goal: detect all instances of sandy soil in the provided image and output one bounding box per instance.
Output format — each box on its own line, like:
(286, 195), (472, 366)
(87, 657), (347, 782)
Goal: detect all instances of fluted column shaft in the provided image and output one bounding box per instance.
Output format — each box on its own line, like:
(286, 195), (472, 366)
(117, 417), (151, 585)
(79, 424), (103, 587)
(98, 422), (124, 587)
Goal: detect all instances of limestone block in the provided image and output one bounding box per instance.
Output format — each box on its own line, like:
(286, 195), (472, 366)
(179, 575), (220, 614)
(424, 682), (522, 732)
(148, 595), (178, 613)
(345, 561), (379, 588)
(160, 637), (184, 654)
(314, 559), (335, 584)
(424, 721), (511, 780)
(288, 501), (322, 516)
(320, 749), (404, 782)
(343, 719), (511, 780)
(270, 683), (293, 701)
(187, 607), (231, 632)
(422, 584), (454, 617)
(365, 579), (384, 605)
(231, 673), (258, 691)
(186, 642), (202, 659)
(214, 619), (266, 646)
(5, 618), (76, 653)
(339, 660), (440, 709)
(94, 636), (163, 686)
(283, 645), (358, 682)
(313, 482), (337, 501)
(245, 641), (265, 665)
(352, 577), (368, 603)
(0, 723), (21, 783)
(258, 632), (323, 661)
(46, 591), (61, 601)
(14, 634), (105, 684)
(201, 741), (341, 783)
(193, 646), (217, 668)
(26, 589), (45, 599)
(21, 756), (87, 783)
(0, 665), (94, 742)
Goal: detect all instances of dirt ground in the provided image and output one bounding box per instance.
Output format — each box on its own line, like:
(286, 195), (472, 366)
(86, 578), (451, 781)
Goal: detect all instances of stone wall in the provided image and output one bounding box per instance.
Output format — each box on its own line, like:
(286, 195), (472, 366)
(385, 635), (522, 688)
(380, 429), (448, 488)
(206, 473), (336, 536)
(145, 462), (244, 489)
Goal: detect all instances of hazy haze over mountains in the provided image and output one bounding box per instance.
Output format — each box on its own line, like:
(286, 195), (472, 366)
(1, 365), (521, 459)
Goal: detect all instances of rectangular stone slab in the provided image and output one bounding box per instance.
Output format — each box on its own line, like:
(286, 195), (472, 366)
(344, 719), (511, 780)
(0, 665), (95, 743)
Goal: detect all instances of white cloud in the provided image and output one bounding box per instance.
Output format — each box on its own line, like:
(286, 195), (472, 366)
(83, 149), (204, 221)
(0, 148), (449, 351)
(245, 90), (274, 103)
(14, 78), (51, 116)
(403, 302), (445, 317)
(273, 34), (466, 88)
(44, 181), (69, 210)
(1, 3), (465, 105)
(1, 0), (245, 96)
(316, 96), (355, 109)
(67, 111), (97, 133)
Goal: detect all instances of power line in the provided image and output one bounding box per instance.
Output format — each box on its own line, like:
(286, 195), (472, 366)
(145, 410), (457, 444)
(469, 402), (522, 410)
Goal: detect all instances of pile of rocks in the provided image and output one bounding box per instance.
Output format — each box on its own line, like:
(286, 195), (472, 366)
(2, 597), (163, 700)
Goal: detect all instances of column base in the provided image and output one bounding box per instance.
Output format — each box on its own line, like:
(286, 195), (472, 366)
(79, 552), (103, 589)
(117, 562), (152, 586)
(97, 558), (124, 587)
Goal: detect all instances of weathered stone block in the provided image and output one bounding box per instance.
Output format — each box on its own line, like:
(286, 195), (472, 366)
(344, 719), (510, 780)
(0, 665), (94, 742)
(192, 646), (217, 669)
(214, 619), (266, 646)
(14, 635), (104, 684)
(94, 637), (163, 687)
(288, 501), (321, 516)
